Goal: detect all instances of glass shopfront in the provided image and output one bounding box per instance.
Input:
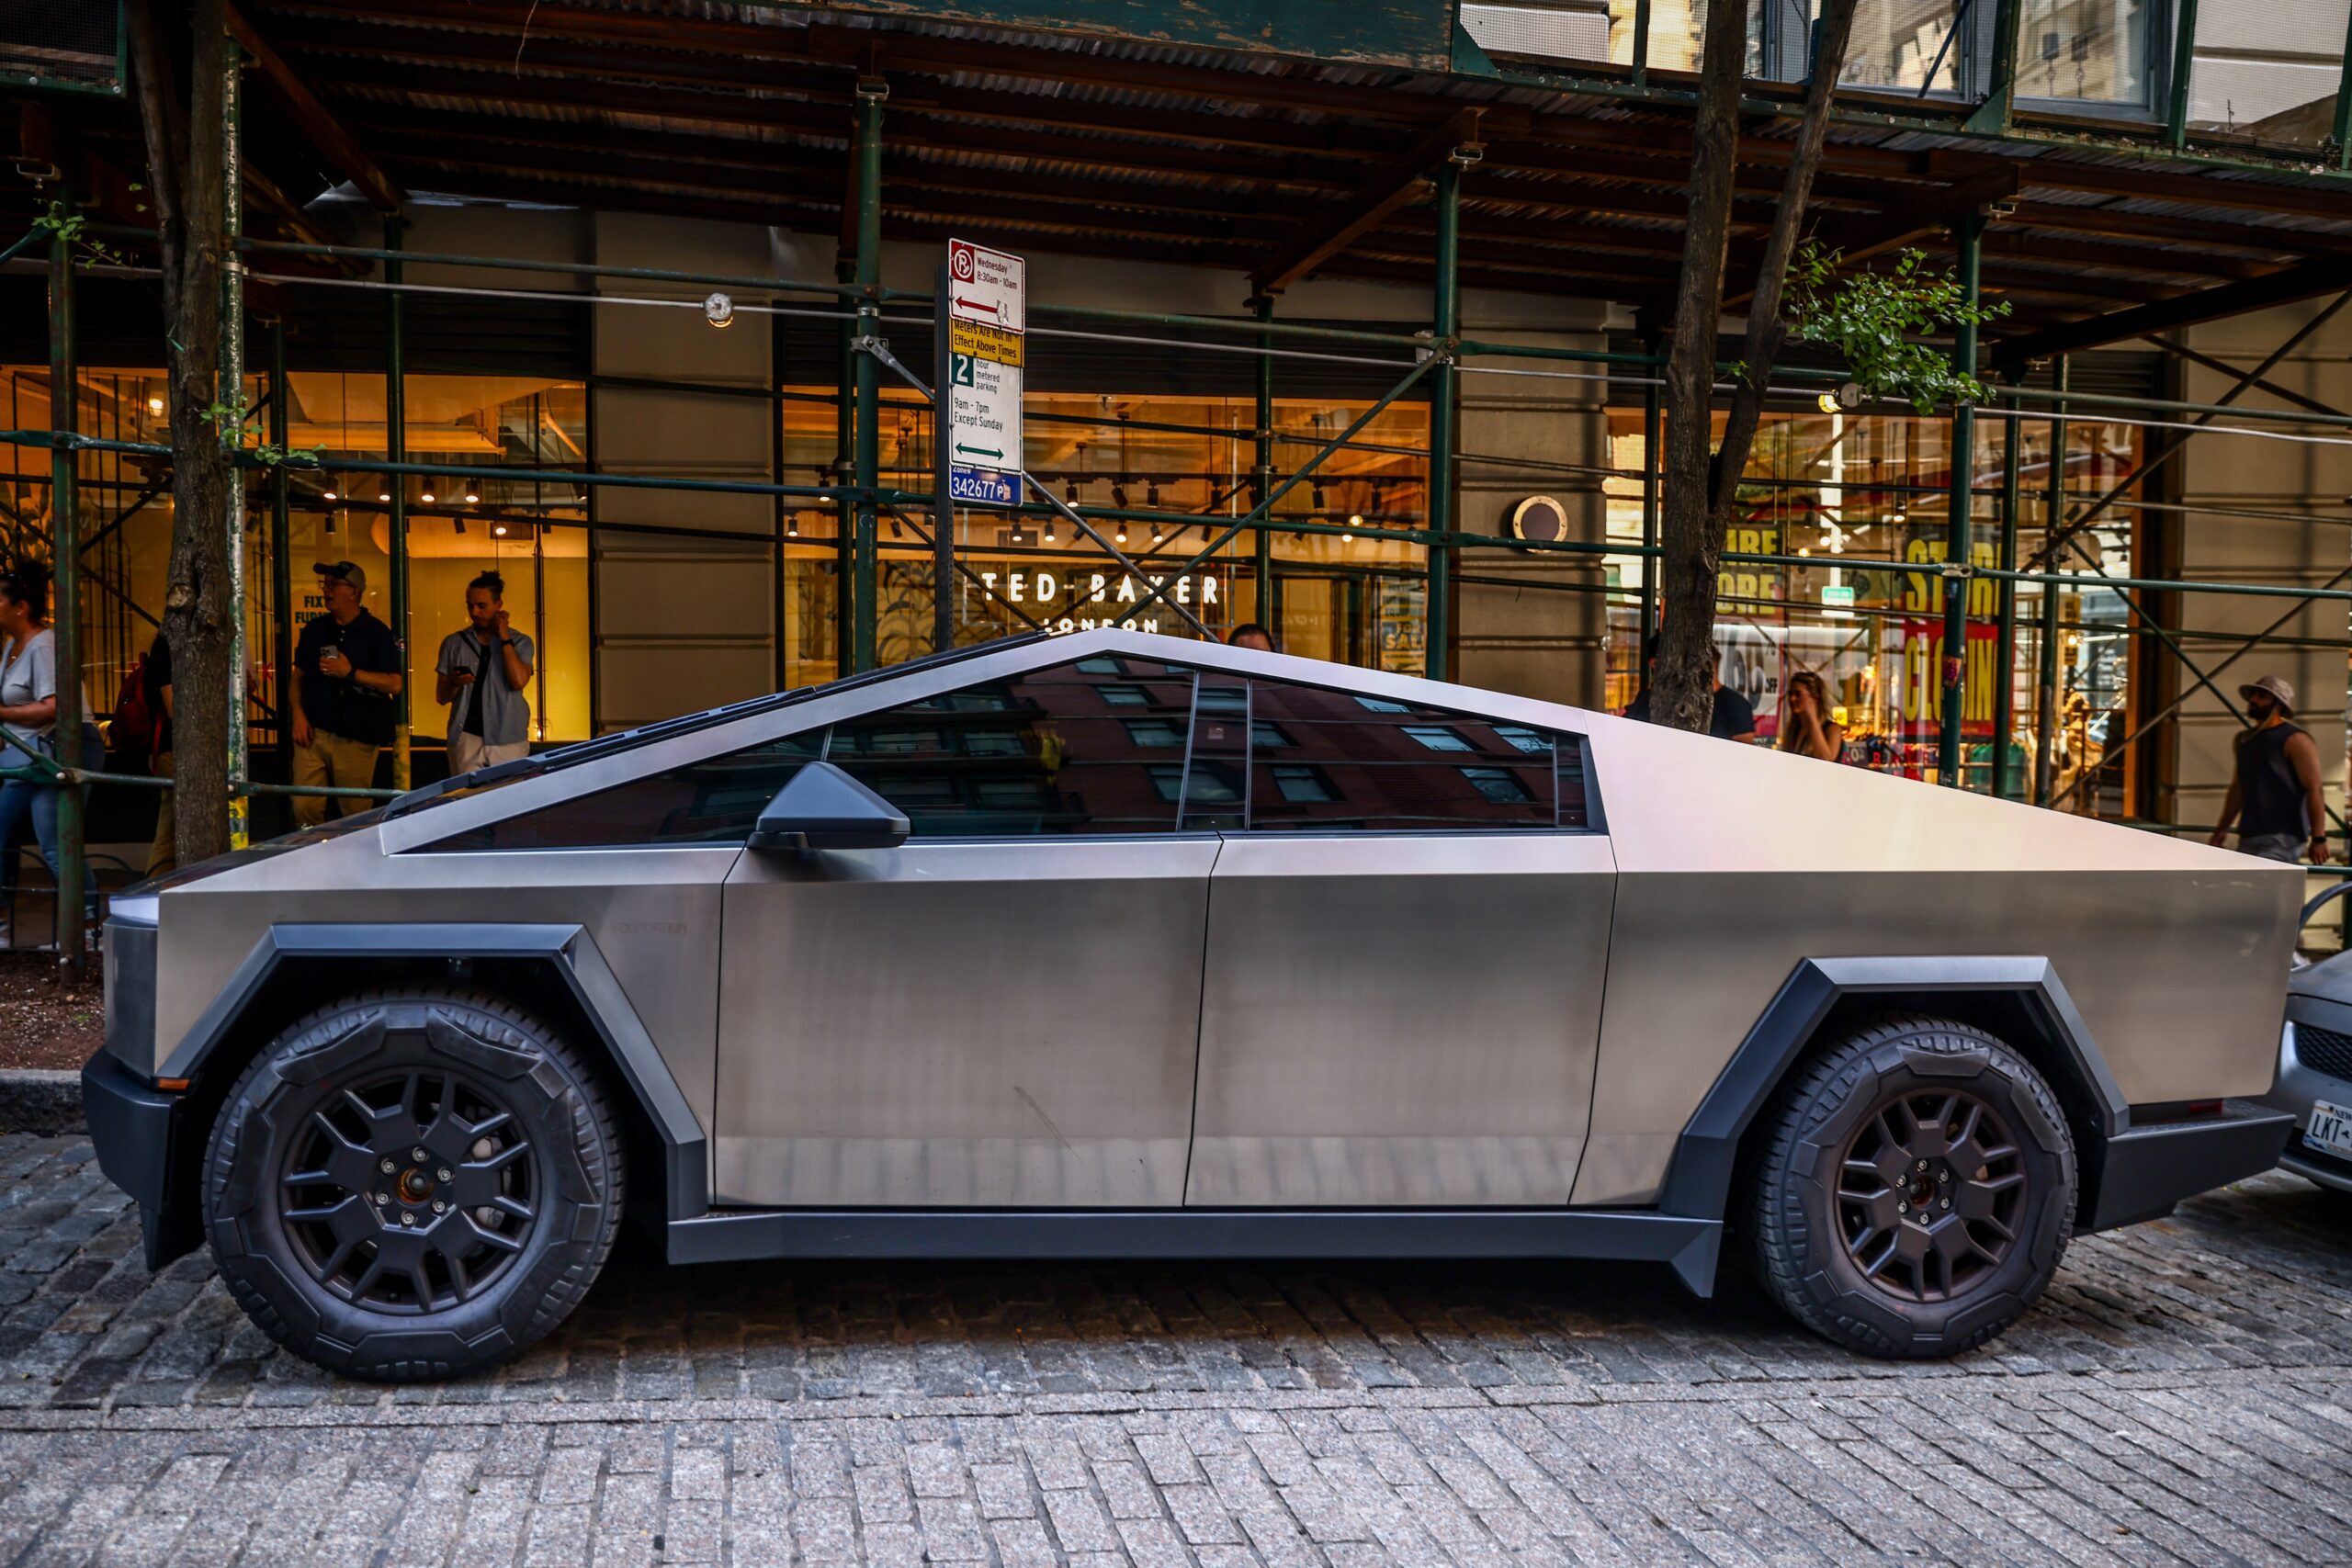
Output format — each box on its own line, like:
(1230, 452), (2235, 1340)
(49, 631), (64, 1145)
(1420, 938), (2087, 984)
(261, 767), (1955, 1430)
(775, 385), (1432, 690)
(2, 346), (2150, 819)
(1602, 398), (2150, 806)
(0, 366), (594, 766)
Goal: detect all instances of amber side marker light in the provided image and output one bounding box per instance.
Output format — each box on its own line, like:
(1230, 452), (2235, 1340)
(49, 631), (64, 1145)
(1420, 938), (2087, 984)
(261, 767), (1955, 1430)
(155, 1078), (189, 1092)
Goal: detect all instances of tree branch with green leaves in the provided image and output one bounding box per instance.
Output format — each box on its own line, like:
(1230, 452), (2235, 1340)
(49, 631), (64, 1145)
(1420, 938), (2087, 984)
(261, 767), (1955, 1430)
(1787, 243), (2012, 413)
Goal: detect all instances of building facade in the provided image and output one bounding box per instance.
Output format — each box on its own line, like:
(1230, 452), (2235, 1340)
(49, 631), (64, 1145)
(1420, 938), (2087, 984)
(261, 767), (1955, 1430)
(4, 0), (2350, 861)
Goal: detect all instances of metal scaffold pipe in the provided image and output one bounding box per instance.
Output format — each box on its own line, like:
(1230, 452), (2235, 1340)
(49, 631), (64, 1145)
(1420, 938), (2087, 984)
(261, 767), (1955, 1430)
(385, 214), (410, 795)
(1939, 212), (1983, 789)
(1429, 152), (1464, 684)
(47, 186), (85, 976)
(1993, 371), (2024, 801)
(1252, 293), (1276, 633)
(269, 321), (294, 778)
(850, 80), (885, 674)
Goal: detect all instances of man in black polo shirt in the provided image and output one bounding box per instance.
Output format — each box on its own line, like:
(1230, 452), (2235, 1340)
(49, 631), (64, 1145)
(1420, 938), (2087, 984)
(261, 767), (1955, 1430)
(289, 560), (402, 826)
(1622, 632), (1758, 743)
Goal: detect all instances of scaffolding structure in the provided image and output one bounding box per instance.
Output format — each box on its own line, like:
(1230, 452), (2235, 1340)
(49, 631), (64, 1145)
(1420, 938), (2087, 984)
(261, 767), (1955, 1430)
(12, 31), (2352, 976)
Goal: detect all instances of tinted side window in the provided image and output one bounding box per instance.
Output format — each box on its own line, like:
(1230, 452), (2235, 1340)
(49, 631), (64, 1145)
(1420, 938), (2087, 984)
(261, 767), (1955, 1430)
(423, 733), (825, 851)
(831, 659), (1193, 835)
(1246, 681), (1584, 830)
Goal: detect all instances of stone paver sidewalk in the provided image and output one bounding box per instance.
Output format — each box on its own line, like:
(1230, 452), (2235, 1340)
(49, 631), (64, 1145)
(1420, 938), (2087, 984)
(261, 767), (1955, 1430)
(3, 1131), (2350, 1564)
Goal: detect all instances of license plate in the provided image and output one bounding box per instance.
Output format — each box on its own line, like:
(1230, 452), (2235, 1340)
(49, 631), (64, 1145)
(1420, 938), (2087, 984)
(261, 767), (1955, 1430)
(2307, 1100), (2352, 1159)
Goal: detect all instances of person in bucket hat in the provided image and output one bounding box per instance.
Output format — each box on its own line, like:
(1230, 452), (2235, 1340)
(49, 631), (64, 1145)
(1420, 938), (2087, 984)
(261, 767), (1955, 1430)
(2210, 674), (2330, 864)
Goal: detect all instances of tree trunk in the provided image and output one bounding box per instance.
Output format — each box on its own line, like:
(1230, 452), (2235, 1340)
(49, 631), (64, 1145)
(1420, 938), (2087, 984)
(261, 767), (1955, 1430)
(1653, 0), (1861, 734)
(130, 0), (237, 864)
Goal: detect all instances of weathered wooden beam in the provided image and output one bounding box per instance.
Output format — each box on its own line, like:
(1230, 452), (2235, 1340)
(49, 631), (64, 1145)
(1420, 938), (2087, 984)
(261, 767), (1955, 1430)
(356, 117), (1307, 234)
(304, 46), (1409, 164)
(2005, 200), (2352, 259)
(1981, 230), (2271, 280)
(1995, 256), (2352, 366)
(1924, 148), (2349, 220)
(225, 4), (405, 213)
(1250, 109), (1485, 295)
(254, 0), (1473, 124)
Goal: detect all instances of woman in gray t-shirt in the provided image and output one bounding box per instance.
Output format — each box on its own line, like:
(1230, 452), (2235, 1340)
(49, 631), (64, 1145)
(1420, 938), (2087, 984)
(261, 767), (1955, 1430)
(0, 562), (100, 921)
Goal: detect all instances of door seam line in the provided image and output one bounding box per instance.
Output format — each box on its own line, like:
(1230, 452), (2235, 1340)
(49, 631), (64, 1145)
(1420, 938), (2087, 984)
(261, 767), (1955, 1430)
(1180, 834), (1224, 1206)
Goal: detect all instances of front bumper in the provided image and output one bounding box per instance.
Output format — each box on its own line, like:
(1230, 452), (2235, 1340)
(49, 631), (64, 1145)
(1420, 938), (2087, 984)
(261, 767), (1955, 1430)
(86, 903), (203, 1269)
(2078, 1099), (2293, 1232)
(81, 1050), (201, 1269)
(2262, 1002), (2352, 1194)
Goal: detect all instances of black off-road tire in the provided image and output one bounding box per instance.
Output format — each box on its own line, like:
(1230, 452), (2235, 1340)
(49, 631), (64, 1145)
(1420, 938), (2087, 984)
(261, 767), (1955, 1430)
(202, 987), (624, 1381)
(1745, 1015), (2075, 1359)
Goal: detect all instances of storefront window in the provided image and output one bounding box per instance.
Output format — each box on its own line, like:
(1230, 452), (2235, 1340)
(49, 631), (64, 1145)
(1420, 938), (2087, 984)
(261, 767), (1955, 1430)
(1603, 400), (2146, 804)
(778, 386), (1430, 691)
(0, 367), (597, 773)
(283, 373), (593, 746)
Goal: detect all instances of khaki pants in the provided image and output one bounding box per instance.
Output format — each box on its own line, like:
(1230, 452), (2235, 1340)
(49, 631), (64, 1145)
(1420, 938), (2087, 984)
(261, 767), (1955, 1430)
(448, 734), (530, 774)
(293, 731), (382, 827)
(147, 751), (175, 877)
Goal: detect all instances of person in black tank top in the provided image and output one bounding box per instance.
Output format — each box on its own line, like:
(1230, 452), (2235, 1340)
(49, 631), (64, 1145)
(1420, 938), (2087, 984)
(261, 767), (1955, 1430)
(2211, 675), (2331, 864)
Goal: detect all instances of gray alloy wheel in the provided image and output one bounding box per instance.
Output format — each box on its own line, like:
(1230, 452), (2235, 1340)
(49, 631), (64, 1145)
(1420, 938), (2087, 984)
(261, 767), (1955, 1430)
(201, 987), (623, 1382)
(1745, 1015), (2076, 1358)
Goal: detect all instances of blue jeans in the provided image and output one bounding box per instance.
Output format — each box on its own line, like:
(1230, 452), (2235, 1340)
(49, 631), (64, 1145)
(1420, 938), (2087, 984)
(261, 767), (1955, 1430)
(0, 724), (102, 916)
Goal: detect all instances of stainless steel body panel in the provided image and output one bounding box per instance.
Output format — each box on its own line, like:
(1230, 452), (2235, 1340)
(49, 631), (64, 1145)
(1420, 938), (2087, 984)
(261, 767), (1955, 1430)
(1570, 717), (2301, 1205)
(1187, 832), (1615, 1205)
(152, 838), (740, 1134)
(714, 836), (1218, 1206)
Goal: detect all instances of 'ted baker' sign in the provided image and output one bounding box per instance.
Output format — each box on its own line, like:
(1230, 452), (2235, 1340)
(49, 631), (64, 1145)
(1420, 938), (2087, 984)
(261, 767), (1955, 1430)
(976, 568), (1222, 636)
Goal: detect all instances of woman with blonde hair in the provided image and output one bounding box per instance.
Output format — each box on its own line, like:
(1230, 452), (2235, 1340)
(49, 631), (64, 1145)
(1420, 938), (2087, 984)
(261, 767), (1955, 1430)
(1780, 669), (1845, 761)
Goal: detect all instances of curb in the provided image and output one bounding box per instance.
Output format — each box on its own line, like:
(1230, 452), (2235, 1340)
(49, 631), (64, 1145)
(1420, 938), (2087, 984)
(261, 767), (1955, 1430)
(0, 1069), (85, 1135)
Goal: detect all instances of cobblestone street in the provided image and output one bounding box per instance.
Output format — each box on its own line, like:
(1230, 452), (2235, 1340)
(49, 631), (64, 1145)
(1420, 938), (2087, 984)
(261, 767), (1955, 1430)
(2, 1130), (2350, 1565)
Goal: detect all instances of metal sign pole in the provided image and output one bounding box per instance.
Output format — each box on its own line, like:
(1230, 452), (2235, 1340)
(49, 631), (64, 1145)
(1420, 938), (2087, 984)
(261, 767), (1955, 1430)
(933, 265), (954, 654)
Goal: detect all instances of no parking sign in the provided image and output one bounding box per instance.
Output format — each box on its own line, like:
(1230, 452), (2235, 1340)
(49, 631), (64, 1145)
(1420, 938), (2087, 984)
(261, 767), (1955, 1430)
(944, 239), (1025, 507)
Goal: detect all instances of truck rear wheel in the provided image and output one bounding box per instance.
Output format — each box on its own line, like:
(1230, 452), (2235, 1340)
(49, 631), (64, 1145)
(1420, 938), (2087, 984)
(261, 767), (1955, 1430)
(201, 987), (624, 1381)
(1745, 1015), (2075, 1358)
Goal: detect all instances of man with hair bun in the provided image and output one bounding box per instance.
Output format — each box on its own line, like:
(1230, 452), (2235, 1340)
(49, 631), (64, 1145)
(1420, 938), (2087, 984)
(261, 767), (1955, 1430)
(435, 570), (535, 774)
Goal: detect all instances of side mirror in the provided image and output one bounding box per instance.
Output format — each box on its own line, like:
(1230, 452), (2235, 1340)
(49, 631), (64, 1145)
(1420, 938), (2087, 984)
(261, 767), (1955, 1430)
(747, 761), (910, 852)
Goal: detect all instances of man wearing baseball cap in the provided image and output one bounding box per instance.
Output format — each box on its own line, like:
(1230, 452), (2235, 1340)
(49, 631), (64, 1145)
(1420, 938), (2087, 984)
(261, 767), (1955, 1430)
(2209, 674), (2331, 864)
(289, 560), (402, 826)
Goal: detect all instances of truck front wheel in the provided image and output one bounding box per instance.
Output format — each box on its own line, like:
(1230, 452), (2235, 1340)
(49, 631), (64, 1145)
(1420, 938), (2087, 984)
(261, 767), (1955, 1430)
(201, 987), (624, 1381)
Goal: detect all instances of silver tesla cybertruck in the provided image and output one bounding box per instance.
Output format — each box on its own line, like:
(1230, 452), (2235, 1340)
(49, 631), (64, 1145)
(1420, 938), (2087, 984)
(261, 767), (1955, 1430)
(85, 628), (2294, 1379)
